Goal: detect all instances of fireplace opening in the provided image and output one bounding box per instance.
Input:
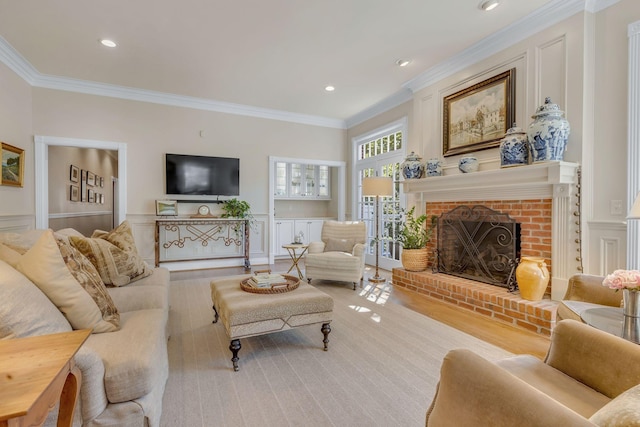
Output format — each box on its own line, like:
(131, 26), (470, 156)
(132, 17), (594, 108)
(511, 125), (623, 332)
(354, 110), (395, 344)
(435, 205), (520, 290)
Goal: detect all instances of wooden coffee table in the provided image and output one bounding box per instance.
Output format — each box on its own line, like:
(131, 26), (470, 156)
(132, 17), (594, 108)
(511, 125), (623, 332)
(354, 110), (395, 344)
(210, 274), (333, 371)
(0, 329), (90, 427)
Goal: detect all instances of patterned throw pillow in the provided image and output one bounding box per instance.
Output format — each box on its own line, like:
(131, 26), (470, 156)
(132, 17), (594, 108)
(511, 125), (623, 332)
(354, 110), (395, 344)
(15, 229), (120, 333)
(56, 238), (120, 330)
(589, 384), (640, 426)
(70, 220), (151, 286)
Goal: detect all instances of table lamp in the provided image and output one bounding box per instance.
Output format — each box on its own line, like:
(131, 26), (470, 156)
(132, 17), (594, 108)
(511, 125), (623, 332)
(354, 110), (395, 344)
(362, 176), (393, 283)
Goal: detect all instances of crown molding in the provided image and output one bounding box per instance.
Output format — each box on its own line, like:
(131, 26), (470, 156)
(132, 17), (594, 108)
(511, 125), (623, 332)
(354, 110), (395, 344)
(0, 36), (346, 130)
(347, 0), (621, 127)
(344, 88), (413, 129)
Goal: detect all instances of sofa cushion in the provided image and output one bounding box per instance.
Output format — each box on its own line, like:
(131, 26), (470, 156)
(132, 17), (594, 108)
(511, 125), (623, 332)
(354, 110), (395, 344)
(69, 220), (151, 287)
(15, 229), (120, 333)
(84, 308), (168, 403)
(590, 384), (640, 426)
(496, 354), (611, 418)
(0, 259), (72, 339)
(324, 237), (355, 253)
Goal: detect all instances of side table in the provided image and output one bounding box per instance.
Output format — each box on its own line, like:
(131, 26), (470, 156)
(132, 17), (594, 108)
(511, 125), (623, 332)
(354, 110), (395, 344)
(282, 243), (309, 279)
(0, 329), (91, 427)
(581, 306), (639, 344)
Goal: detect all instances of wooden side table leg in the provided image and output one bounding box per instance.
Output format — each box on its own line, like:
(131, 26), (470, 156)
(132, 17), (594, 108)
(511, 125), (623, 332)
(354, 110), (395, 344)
(57, 364), (82, 427)
(229, 339), (241, 372)
(321, 323), (331, 351)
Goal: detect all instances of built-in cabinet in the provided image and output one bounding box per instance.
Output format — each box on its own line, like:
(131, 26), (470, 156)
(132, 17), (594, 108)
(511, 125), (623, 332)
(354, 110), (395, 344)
(274, 162), (330, 199)
(273, 218), (327, 256)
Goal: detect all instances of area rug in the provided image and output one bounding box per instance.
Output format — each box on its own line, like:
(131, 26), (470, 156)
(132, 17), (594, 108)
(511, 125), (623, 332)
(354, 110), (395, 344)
(160, 277), (511, 427)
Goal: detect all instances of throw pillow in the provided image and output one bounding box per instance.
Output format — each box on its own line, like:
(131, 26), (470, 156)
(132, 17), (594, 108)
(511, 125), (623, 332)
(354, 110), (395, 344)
(0, 242), (21, 267)
(15, 229), (120, 333)
(0, 259), (72, 339)
(324, 237), (355, 253)
(589, 384), (640, 426)
(70, 220), (151, 286)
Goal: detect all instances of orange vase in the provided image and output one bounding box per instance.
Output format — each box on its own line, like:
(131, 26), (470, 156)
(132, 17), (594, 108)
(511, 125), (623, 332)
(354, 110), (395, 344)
(515, 257), (549, 301)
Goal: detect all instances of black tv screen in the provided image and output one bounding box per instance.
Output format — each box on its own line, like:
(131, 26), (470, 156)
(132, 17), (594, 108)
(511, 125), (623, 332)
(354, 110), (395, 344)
(165, 153), (240, 196)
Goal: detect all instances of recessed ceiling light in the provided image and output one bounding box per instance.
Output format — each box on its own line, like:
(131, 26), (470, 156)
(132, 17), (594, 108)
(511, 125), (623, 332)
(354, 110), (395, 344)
(325, 85), (335, 92)
(479, 0), (500, 11)
(396, 59), (411, 67)
(100, 39), (117, 48)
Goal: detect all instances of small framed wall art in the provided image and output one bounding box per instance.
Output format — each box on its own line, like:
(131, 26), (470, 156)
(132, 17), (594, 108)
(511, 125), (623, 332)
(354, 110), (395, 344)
(70, 165), (79, 183)
(87, 171), (95, 187)
(1, 142), (25, 187)
(156, 200), (178, 216)
(70, 185), (79, 201)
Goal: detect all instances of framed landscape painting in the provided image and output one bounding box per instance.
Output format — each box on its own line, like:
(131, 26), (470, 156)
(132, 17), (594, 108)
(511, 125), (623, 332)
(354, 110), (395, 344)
(1, 143), (25, 187)
(442, 68), (515, 157)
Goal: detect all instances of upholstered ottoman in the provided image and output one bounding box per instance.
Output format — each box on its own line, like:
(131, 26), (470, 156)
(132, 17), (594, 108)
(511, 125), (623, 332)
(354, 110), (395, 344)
(210, 274), (334, 371)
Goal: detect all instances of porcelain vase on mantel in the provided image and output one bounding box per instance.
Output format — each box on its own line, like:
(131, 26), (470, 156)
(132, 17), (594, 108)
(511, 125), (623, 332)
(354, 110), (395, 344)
(499, 124), (530, 168)
(401, 152), (425, 179)
(528, 97), (571, 163)
(515, 257), (550, 301)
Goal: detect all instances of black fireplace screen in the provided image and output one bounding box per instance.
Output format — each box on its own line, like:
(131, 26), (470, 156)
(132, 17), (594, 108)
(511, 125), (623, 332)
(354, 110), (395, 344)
(435, 205), (520, 290)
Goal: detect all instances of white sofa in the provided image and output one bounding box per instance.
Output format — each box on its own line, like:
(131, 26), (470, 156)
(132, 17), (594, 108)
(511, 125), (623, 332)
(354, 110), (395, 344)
(0, 226), (170, 427)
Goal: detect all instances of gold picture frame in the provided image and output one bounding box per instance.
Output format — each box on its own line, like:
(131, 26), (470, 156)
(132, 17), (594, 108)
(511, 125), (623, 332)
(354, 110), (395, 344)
(443, 69), (515, 157)
(1, 142), (25, 187)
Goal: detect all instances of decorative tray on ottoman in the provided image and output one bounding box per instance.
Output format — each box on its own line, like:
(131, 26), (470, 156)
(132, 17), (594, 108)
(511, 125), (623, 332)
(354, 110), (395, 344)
(240, 271), (300, 294)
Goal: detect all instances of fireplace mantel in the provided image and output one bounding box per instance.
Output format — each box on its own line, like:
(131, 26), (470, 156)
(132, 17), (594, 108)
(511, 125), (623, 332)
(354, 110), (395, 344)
(402, 161), (581, 301)
(401, 161), (579, 201)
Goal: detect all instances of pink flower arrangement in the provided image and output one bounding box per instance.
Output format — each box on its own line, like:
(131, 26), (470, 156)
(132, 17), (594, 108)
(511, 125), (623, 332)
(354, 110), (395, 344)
(602, 269), (640, 291)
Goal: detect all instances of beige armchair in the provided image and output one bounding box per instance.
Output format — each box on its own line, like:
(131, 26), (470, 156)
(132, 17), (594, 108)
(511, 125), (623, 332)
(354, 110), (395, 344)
(426, 319), (640, 427)
(304, 220), (367, 290)
(556, 274), (623, 322)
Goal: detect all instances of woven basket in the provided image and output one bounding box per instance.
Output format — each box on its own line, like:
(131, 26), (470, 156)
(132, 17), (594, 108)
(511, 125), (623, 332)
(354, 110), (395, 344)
(240, 274), (300, 294)
(401, 248), (428, 272)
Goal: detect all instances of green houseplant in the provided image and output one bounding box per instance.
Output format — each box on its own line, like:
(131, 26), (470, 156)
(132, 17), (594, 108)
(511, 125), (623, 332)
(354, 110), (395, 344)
(220, 198), (256, 234)
(397, 206), (437, 271)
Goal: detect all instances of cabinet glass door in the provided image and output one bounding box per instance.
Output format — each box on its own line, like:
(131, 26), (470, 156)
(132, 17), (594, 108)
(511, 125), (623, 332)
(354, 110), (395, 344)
(304, 165), (315, 196)
(318, 166), (329, 197)
(275, 162), (288, 197)
(290, 164), (302, 197)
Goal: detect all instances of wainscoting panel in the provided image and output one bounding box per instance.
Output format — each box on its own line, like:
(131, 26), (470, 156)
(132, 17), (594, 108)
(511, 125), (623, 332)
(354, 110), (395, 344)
(0, 214), (35, 233)
(536, 35), (567, 110)
(587, 220), (627, 276)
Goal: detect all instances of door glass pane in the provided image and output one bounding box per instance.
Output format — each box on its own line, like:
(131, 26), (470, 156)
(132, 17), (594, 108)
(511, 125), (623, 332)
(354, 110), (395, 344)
(290, 164), (302, 196)
(318, 166), (329, 197)
(275, 162), (287, 196)
(304, 165), (315, 196)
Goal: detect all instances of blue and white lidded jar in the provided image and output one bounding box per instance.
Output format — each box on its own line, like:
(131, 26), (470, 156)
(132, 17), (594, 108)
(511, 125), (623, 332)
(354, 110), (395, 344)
(401, 151), (425, 179)
(527, 97), (571, 163)
(425, 158), (443, 176)
(458, 156), (479, 173)
(499, 124), (530, 168)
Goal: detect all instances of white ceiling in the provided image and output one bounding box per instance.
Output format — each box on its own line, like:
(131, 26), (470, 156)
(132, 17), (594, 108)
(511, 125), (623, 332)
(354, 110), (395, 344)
(0, 0), (598, 127)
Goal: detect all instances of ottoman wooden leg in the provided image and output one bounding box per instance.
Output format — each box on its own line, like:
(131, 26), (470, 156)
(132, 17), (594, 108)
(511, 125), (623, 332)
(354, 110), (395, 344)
(212, 304), (219, 323)
(321, 323), (331, 351)
(229, 339), (241, 371)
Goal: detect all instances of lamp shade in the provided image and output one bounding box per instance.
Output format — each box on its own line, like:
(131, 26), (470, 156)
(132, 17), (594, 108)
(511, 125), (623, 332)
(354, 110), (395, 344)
(362, 176), (393, 197)
(629, 194), (640, 219)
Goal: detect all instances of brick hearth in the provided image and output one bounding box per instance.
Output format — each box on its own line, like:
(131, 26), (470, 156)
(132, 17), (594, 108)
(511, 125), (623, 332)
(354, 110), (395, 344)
(392, 268), (557, 336)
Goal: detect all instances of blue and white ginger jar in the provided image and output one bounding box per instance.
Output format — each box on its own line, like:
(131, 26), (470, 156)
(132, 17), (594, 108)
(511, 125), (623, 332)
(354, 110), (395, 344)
(401, 151), (424, 179)
(425, 158), (443, 176)
(499, 124), (530, 168)
(528, 97), (570, 163)
(458, 156), (479, 173)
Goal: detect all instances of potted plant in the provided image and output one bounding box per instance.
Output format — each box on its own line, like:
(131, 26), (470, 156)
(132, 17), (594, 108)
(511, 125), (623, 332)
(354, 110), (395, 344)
(220, 198), (256, 235)
(396, 206), (437, 272)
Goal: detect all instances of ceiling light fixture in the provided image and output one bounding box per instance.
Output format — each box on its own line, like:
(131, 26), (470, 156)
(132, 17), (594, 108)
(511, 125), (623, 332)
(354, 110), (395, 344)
(395, 59), (410, 67)
(325, 85), (335, 92)
(479, 0), (500, 11)
(100, 39), (117, 48)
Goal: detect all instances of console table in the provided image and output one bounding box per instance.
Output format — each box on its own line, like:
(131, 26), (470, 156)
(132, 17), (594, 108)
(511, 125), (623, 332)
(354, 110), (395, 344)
(155, 218), (250, 269)
(0, 329), (90, 427)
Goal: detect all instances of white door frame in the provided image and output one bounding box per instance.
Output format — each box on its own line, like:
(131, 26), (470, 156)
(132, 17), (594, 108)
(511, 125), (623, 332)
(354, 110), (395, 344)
(34, 135), (127, 229)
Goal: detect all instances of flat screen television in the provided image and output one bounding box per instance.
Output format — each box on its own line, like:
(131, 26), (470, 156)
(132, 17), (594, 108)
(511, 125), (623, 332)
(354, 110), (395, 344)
(165, 153), (240, 196)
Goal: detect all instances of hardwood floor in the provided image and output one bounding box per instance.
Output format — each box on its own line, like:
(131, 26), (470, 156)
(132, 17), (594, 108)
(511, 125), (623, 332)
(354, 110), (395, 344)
(170, 261), (550, 359)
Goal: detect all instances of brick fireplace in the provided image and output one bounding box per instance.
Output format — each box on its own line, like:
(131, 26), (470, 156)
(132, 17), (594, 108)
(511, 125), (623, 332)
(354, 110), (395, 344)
(392, 161), (580, 335)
